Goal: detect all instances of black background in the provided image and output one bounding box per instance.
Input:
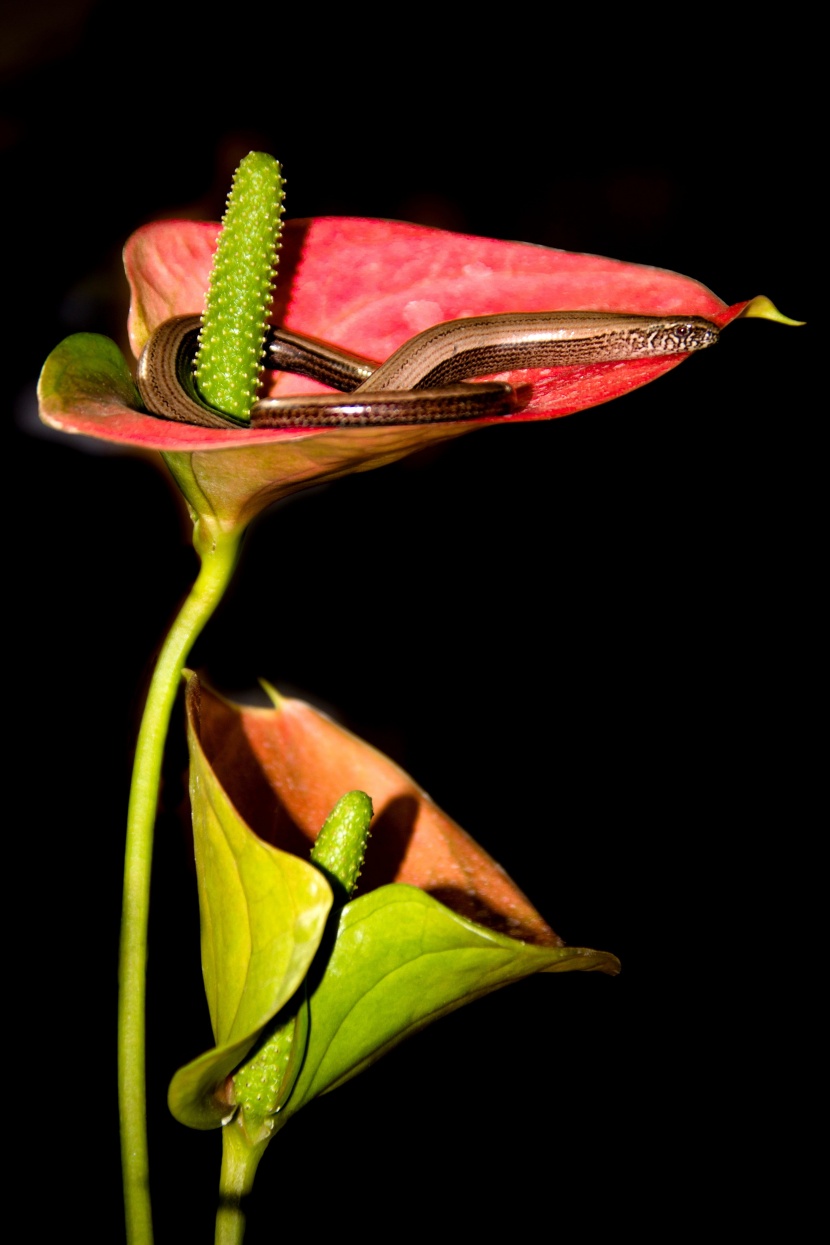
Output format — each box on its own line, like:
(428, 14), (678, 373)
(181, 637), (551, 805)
(6, 4), (816, 1241)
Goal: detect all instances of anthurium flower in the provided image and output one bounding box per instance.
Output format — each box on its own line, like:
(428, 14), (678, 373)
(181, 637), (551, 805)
(37, 216), (782, 536)
(170, 672), (619, 1134)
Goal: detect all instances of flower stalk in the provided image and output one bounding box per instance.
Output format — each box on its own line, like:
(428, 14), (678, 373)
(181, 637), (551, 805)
(119, 523), (243, 1244)
(215, 1121), (266, 1245)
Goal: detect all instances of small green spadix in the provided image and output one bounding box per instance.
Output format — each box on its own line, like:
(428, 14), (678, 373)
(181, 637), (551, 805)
(231, 997), (310, 1145)
(311, 791), (374, 901)
(194, 151), (284, 419)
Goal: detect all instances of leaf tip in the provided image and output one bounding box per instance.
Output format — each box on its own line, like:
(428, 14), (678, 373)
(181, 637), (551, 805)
(738, 295), (805, 326)
(258, 678), (283, 709)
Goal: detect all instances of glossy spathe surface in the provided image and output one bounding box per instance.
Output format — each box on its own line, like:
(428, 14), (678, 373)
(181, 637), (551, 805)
(38, 217), (771, 533)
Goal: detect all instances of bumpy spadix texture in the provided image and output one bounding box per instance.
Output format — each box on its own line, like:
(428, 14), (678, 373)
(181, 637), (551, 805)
(194, 152), (284, 419)
(311, 791), (374, 900)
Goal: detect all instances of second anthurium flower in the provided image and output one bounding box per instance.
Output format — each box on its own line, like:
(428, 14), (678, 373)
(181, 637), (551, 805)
(170, 672), (619, 1143)
(37, 206), (792, 541)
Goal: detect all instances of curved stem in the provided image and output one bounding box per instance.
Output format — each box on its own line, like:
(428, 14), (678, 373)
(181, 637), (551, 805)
(215, 1124), (266, 1245)
(118, 523), (242, 1244)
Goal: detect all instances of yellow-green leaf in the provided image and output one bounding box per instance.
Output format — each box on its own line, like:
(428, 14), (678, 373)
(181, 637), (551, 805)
(169, 672), (332, 1130)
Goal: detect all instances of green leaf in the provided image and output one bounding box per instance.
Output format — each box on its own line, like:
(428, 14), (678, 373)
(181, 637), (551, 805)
(169, 672), (332, 1130)
(38, 332), (140, 415)
(283, 884), (619, 1118)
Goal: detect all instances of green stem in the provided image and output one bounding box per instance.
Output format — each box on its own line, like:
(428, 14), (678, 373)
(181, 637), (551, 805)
(215, 1124), (266, 1245)
(118, 522), (242, 1244)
